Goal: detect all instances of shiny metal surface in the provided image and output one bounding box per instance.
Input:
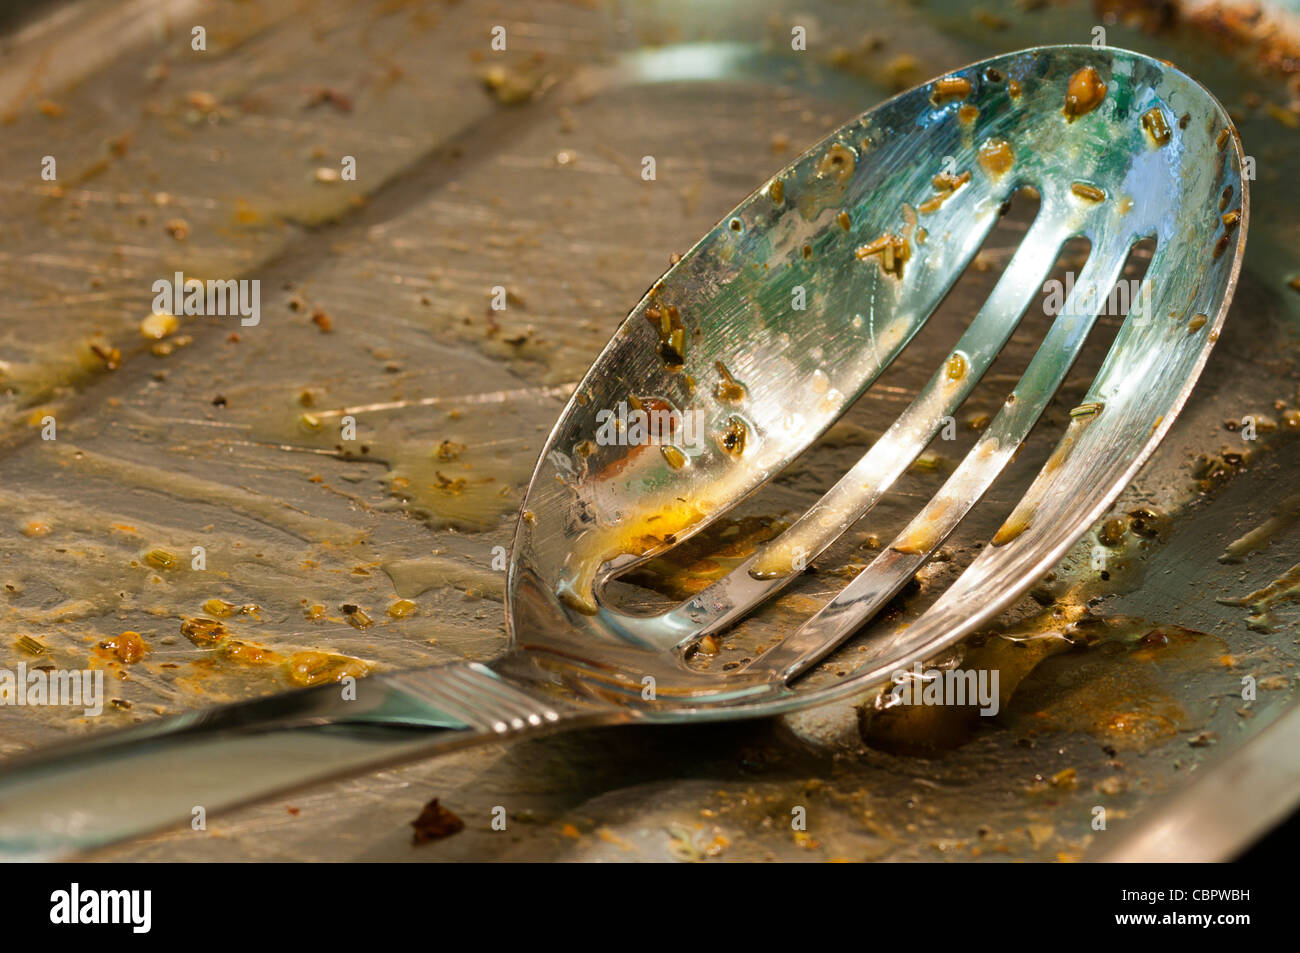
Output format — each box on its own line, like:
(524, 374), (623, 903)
(0, 43), (1248, 857)
(1095, 698), (1300, 862)
(504, 44), (1248, 716)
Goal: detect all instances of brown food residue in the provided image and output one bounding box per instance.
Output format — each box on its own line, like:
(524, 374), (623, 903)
(717, 416), (748, 457)
(919, 170), (971, 214)
(713, 361), (746, 403)
(977, 138), (1014, 178)
(410, 798), (465, 844)
(931, 75), (972, 104)
(1141, 107), (1172, 146)
(855, 231), (910, 278)
(98, 630), (148, 664)
(645, 303), (686, 370)
(1063, 66), (1106, 120)
(817, 143), (856, 184)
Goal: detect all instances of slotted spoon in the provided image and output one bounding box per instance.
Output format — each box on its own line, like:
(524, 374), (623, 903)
(0, 45), (1246, 858)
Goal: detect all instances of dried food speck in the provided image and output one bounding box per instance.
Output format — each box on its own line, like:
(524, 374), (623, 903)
(144, 548), (179, 570)
(341, 604), (374, 629)
(203, 598), (237, 618)
(436, 440), (466, 461)
(855, 231), (910, 278)
(930, 75), (972, 104)
(181, 617), (227, 645)
(644, 303), (686, 369)
(945, 352), (969, 382)
(1141, 107), (1171, 146)
(920, 169), (970, 213)
(717, 416), (747, 457)
(713, 361), (746, 403)
(977, 138), (1014, 178)
(140, 312), (179, 340)
(16, 635), (45, 656)
(1063, 66), (1106, 119)
(817, 143), (856, 183)
(411, 799), (465, 844)
(90, 342), (121, 370)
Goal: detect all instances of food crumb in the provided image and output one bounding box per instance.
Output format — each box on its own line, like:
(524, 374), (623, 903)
(410, 798), (464, 844)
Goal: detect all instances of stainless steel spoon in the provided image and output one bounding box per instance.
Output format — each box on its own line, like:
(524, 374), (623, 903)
(0, 45), (1247, 858)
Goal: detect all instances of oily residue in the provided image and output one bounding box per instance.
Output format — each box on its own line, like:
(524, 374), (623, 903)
(1004, 617), (1225, 751)
(383, 556), (505, 601)
(249, 398), (534, 532)
(859, 605), (1224, 755)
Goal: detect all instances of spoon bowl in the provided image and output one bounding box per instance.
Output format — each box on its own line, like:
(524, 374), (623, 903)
(502, 43), (1248, 717)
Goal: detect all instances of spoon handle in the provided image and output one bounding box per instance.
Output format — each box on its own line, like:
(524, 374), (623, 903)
(0, 661), (608, 858)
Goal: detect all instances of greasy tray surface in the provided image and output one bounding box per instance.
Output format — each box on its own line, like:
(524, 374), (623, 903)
(0, 0), (1296, 860)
